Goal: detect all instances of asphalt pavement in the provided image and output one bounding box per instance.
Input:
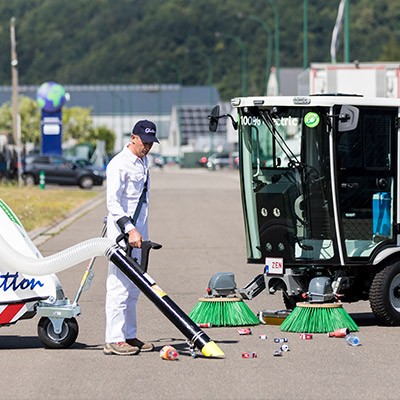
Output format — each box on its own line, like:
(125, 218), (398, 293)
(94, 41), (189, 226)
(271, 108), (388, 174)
(2, 167), (400, 400)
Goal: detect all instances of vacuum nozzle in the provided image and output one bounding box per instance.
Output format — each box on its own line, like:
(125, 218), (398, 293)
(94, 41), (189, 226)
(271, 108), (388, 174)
(200, 341), (225, 358)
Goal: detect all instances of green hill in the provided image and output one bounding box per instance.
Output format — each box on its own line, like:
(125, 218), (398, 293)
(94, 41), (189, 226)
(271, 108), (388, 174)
(0, 0), (399, 100)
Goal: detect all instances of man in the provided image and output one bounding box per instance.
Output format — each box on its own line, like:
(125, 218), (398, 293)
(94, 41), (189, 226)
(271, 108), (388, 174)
(104, 120), (158, 356)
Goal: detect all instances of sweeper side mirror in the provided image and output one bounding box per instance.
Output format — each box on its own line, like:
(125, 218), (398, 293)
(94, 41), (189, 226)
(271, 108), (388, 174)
(338, 105), (359, 132)
(208, 105), (220, 132)
(208, 105), (238, 132)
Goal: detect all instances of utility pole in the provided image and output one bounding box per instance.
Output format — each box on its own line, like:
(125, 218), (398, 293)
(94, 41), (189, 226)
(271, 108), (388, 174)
(10, 17), (19, 145)
(10, 17), (22, 187)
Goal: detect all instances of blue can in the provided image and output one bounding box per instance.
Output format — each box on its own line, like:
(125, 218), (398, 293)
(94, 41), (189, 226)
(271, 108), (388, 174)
(274, 338), (288, 343)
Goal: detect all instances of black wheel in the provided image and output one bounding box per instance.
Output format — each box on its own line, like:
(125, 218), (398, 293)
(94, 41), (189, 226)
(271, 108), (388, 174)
(370, 261), (400, 325)
(37, 317), (79, 348)
(282, 292), (303, 310)
(79, 175), (94, 189)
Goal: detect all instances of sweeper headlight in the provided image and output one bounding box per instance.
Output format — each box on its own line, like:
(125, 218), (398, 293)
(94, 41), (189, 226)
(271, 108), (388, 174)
(207, 272), (237, 297)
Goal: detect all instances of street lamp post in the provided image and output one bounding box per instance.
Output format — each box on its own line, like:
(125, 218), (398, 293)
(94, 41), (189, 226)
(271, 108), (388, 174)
(303, 0), (308, 69)
(216, 32), (247, 96)
(267, 0), (280, 94)
(248, 14), (272, 95)
(344, 0), (350, 62)
(187, 48), (215, 153)
(159, 61), (183, 159)
(149, 69), (162, 128)
(10, 17), (22, 187)
(110, 90), (125, 149)
(189, 49), (214, 106)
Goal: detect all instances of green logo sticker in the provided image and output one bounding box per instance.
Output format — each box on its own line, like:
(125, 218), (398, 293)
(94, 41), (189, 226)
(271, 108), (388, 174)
(304, 112), (320, 128)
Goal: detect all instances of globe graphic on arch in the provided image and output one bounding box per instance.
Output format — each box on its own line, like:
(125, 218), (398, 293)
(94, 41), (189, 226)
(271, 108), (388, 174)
(36, 82), (67, 113)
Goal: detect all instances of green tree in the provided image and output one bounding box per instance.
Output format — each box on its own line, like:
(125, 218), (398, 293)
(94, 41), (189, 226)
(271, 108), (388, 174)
(0, 101), (12, 140)
(0, 96), (41, 145)
(380, 37), (400, 61)
(19, 96), (41, 145)
(0, 96), (115, 152)
(62, 106), (93, 143)
(91, 126), (115, 155)
(62, 107), (115, 154)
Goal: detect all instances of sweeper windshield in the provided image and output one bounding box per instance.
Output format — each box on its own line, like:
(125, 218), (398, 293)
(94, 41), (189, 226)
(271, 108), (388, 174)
(236, 97), (397, 267)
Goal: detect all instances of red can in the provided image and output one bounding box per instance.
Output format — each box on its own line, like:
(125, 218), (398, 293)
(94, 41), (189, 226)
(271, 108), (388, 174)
(242, 352), (257, 358)
(238, 328), (252, 335)
(197, 323), (212, 328)
(259, 334), (268, 340)
(300, 333), (313, 340)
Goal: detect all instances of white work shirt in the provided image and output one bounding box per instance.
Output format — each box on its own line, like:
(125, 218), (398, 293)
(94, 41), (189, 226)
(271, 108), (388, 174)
(106, 144), (149, 240)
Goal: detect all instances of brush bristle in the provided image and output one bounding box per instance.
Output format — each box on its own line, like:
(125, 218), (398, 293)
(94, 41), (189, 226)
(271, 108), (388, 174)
(189, 298), (259, 327)
(280, 303), (359, 333)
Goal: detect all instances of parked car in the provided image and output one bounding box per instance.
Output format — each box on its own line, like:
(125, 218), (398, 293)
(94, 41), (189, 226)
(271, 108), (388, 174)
(65, 156), (107, 177)
(164, 156), (181, 166)
(232, 151), (240, 168)
(148, 153), (165, 168)
(207, 153), (231, 170)
(23, 154), (105, 189)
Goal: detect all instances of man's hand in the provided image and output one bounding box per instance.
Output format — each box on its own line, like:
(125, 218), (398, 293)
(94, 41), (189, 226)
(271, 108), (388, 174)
(128, 228), (143, 248)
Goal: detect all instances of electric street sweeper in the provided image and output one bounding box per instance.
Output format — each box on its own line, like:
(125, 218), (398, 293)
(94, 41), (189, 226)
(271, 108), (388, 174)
(0, 199), (224, 357)
(208, 94), (400, 326)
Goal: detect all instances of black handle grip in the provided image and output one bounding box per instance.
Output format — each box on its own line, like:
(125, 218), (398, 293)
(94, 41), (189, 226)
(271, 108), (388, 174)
(140, 241), (162, 273)
(115, 233), (162, 273)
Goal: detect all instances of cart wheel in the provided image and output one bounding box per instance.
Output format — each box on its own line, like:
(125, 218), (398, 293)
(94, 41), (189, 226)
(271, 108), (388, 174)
(37, 317), (79, 349)
(370, 261), (400, 325)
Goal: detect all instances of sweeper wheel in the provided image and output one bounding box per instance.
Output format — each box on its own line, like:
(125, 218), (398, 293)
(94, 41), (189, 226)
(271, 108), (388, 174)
(370, 260), (400, 326)
(37, 317), (79, 349)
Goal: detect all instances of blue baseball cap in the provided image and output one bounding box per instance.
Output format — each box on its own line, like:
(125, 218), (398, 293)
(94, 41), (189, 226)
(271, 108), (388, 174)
(131, 120), (159, 143)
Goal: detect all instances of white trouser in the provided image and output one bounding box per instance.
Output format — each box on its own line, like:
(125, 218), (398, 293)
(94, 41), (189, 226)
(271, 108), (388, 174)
(105, 254), (141, 343)
(105, 215), (147, 343)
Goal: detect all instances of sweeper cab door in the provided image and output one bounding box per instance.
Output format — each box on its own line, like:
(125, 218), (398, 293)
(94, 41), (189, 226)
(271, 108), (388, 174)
(234, 96), (399, 272)
(334, 105), (397, 261)
(236, 101), (339, 266)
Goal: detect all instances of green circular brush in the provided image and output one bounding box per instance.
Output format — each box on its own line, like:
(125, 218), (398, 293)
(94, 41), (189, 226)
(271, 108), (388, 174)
(280, 302), (359, 333)
(189, 297), (260, 327)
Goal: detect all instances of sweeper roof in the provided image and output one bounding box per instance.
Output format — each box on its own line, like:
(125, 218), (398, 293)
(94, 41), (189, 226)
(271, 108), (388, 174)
(231, 94), (400, 108)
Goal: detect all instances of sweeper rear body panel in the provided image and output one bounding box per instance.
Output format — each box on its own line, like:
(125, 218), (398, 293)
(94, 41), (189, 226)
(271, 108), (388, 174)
(210, 94), (400, 325)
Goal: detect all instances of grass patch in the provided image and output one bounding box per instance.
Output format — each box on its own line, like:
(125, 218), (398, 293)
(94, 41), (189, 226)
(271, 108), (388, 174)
(0, 183), (101, 232)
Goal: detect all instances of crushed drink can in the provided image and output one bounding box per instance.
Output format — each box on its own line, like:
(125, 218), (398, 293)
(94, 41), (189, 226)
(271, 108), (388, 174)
(274, 337), (288, 343)
(238, 328), (252, 335)
(273, 350), (282, 357)
(280, 344), (290, 352)
(242, 352), (257, 358)
(197, 322), (212, 328)
(259, 334), (268, 340)
(300, 333), (313, 340)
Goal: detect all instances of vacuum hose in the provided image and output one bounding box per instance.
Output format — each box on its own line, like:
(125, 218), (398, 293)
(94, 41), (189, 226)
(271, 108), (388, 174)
(0, 234), (114, 276)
